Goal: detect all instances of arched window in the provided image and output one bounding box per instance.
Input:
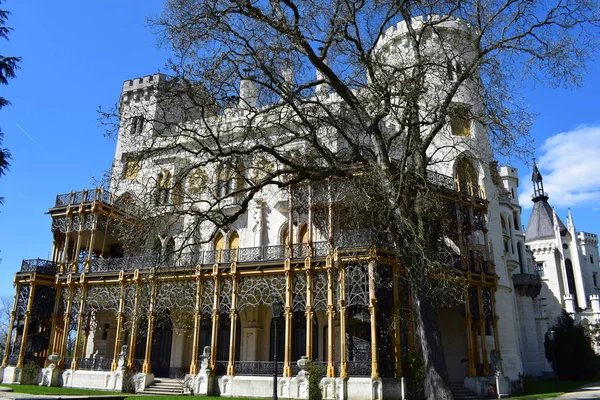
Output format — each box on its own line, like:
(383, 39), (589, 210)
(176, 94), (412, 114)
(229, 231), (240, 262)
(565, 258), (579, 308)
(164, 237), (175, 265)
(517, 242), (524, 273)
(189, 168), (208, 195)
(299, 224), (309, 244)
(451, 106), (471, 137)
(455, 158), (478, 196)
(214, 232), (225, 263)
(217, 162), (245, 198)
(281, 225), (290, 246)
(501, 217), (509, 253)
(156, 170), (172, 205)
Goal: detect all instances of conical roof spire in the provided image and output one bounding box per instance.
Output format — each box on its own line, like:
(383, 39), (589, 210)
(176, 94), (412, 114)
(531, 159), (548, 202)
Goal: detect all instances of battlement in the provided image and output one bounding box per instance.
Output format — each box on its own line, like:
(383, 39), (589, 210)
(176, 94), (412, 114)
(376, 15), (472, 50)
(499, 166), (519, 180)
(578, 231), (599, 245)
(122, 73), (167, 92)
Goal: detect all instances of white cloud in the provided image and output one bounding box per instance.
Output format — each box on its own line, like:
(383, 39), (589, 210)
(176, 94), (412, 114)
(519, 125), (600, 209)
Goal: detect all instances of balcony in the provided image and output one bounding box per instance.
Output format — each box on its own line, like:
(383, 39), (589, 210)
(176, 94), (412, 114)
(54, 189), (113, 207)
(19, 258), (59, 275)
(512, 273), (542, 297)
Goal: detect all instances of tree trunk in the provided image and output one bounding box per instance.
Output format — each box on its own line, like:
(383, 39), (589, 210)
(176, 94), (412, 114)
(413, 288), (455, 400)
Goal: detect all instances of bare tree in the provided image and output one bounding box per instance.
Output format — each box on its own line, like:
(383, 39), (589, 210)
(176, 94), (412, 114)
(101, 1), (599, 398)
(0, 296), (13, 358)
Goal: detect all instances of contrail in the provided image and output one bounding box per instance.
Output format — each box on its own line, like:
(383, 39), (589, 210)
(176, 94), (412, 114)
(15, 123), (46, 154)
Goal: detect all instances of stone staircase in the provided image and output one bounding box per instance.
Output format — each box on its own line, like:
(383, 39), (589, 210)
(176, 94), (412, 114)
(450, 382), (487, 400)
(142, 378), (185, 395)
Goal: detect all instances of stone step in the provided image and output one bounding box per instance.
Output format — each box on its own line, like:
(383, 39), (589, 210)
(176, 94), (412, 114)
(450, 383), (487, 400)
(143, 378), (184, 395)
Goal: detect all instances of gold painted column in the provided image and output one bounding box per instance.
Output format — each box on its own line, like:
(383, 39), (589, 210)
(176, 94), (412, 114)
(465, 286), (476, 376)
(70, 279), (88, 370)
(142, 280), (158, 374)
(190, 269), (203, 375)
(59, 282), (75, 363)
(227, 267), (239, 376)
(305, 265), (314, 360)
(283, 263), (293, 377)
(61, 214), (73, 274)
(338, 260), (348, 378)
(72, 212), (84, 274)
(127, 279), (141, 367)
(392, 264), (403, 377)
(307, 184), (313, 256)
(477, 285), (489, 376)
(85, 214), (98, 273)
(2, 283), (21, 367)
(112, 279), (127, 371)
(368, 261), (379, 379)
(326, 256), (336, 378)
(17, 283), (36, 368)
(288, 186), (294, 258)
(210, 273), (220, 371)
(47, 284), (63, 359)
(81, 313), (91, 359)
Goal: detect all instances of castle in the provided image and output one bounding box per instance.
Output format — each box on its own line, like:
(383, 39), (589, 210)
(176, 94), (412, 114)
(0, 16), (597, 400)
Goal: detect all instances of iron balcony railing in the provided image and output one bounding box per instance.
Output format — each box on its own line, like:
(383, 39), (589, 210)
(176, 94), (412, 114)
(55, 188), (113, 208)
(20, 259), (59, 275)
(233, 361), (284, 376)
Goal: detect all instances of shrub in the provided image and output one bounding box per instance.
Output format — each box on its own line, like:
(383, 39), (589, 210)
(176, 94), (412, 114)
(307, 362), (324, 400)
(20, 360), (41, 385)
(402, 354), (425, 400)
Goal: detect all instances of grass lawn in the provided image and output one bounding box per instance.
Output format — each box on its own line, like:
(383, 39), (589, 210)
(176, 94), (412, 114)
(0, 385), (121, 395)
(0, 385), (266, 400)
(510, 379), (596, 399)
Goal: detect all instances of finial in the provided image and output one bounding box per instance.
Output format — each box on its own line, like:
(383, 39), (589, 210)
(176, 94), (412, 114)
(531, 159), (547, 202)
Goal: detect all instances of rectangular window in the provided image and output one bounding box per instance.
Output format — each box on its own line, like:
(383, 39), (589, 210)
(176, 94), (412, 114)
(451, 106), (471, 137)
(594, 273), (598, 288)
(124, 157), (140, 179)
(535, 262), (545, 278)
(129, 116), (144, 135)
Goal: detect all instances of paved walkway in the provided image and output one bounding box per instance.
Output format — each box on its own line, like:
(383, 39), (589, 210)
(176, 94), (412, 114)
(555, 383), (600, 399)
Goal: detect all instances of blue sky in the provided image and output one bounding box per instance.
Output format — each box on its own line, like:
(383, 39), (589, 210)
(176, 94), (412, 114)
(0, 2), (599, 298)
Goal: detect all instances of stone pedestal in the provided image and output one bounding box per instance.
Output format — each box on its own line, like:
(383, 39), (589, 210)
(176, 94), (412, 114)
(39, 355), (62, 387)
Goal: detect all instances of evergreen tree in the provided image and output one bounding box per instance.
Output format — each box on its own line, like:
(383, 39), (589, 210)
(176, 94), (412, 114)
(0, 0), (21, 204)
(545, 311), (600, 380)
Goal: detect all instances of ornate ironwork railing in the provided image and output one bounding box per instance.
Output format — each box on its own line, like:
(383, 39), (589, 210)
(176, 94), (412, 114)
(55, 189), (113, 207)
(6, 354), (18, 367)
(314, 241), (329, 257)
(49, 234), (405, 276)
(77, 356), (113, 371)
(427, 170), (485, 199)
(63, 357), (73, 369)
(347, 361), (371, 376)
(233, 361), (284, 376)
(20, 259), (58, 275)
(215, 360), (228, 376)
(131, 359), (144, 372)
(293, 243), (310, 259)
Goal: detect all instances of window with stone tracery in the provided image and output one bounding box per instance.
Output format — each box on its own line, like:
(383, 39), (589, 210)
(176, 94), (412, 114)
(455, 157), (478, 196)
(451, 106), (471, 137)
(155, 170), (172, 205)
